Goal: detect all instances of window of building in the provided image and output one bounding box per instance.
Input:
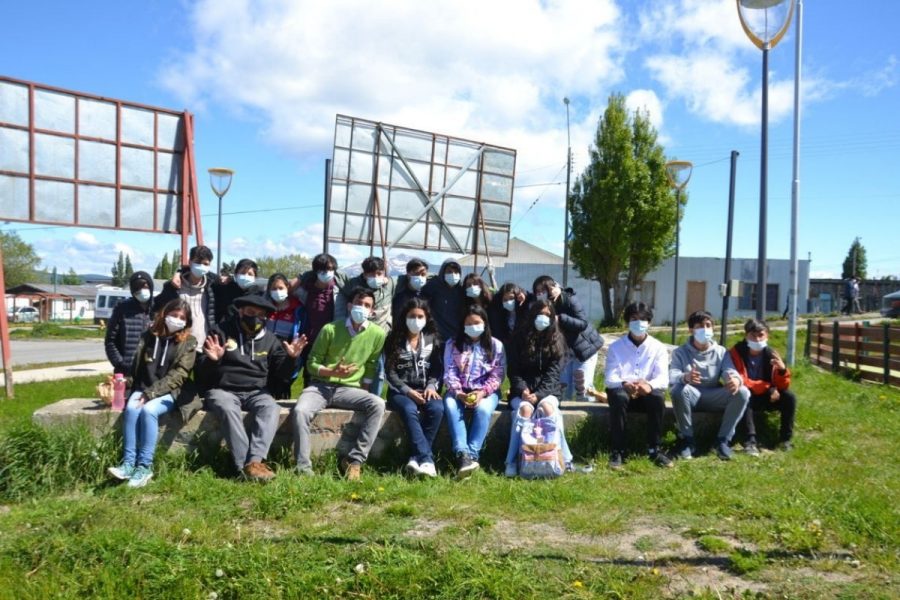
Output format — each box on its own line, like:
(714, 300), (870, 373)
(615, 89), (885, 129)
(739, 283), (780, 311)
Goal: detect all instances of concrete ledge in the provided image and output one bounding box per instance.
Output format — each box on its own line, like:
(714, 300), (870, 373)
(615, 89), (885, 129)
(32, 398), (728, 466)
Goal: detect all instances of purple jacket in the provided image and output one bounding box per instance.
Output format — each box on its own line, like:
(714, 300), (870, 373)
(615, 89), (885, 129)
(443, 337), (505, 397)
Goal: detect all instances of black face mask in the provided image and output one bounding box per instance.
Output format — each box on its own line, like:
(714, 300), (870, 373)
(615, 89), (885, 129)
(240, 314), (265, 334)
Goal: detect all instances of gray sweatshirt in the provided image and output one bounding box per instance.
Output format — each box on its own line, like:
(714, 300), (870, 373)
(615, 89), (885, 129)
(669, 338), (728, 389)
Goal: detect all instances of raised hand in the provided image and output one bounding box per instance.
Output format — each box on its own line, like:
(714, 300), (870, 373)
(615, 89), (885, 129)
(770, 350), (786, 372)
(283, 334), (308, 359)
(204, 334), (225, 361)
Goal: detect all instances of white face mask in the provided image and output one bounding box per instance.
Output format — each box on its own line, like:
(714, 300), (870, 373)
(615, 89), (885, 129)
(534, 314), (551, 331)
(628, 320), (649, 337)
(134, 288), (151, 303)
(190, 263), (210, 278)
(317, 270), (335, 283)
(270, 289), (288, 303)
(406, 317), (426, 334)
(235, 274), (255, 290)
(502, 299), (516, 312)
(693, 327), (714, 345)
(350, 304), (369, 325)
(165, 316), (186, 333)
(465, 285), (482, 298)
(409, 275), (427, 291)
(464, 323), (485, 339)
(444, 272), (460, 286)
(747, 339), (768, 352)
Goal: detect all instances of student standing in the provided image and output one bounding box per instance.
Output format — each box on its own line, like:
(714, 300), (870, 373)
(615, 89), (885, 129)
(105, 271), (155, 377)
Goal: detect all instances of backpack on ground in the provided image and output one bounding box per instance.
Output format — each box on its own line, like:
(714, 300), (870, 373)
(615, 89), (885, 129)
(517, 416), (565, 479)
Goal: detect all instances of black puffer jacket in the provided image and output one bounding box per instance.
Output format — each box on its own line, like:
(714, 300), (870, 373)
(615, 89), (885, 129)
(507, 343), (564, 402)
(553, 291), (603, 361)
(104, 272), (154, 376)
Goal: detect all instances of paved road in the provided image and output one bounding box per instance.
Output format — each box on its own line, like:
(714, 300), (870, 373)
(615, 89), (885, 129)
(2, 339), (107, 368)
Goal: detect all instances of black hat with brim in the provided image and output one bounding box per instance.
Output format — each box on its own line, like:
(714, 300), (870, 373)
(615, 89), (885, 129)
(233, 294), (277, 314)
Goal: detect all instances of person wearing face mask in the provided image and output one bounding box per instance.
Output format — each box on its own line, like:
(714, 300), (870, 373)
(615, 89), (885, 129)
(265, 273), (309, 399)
(107, 299), (197, 489)
(503, 299), (574, 477)
(461, 273), (492, 312)
(384, 298), (444, 478)
(333, 256), (396, 396)
(422, 258), (465, 340)
(212, 258), (261, 323)
(669, 310), (750, 461)
(443, 305), (505, 478)
(531, 275), (604, 402)
(105, 271), (155, 377)
(198, 295), (306, 482)
(291, 253), (339, 361)
(291, 288), (387, 481)
(487, 282), (533, 348)
(153, 245), (217, 350)
(604, 302), (672, 469)
(724, 319), (796, 454)
(392, 258), (430, 324)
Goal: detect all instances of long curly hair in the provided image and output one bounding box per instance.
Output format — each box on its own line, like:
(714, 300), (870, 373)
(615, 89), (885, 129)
(385, 297), (438, 370)
(512, 299), (564, 364)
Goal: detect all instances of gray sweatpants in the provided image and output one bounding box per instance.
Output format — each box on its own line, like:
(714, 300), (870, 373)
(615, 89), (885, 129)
(670, 384), (750, 442)
(291, 383), (386, 470)
(205, 388), (281, 472)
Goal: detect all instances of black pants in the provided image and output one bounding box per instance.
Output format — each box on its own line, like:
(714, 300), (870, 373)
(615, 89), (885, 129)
(607, 388), (665, 454)
(743, 389), (797, 442)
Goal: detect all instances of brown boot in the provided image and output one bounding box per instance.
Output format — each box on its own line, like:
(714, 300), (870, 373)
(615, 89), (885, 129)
(242, 461), (275, 483)
(340, 457), (362, 482)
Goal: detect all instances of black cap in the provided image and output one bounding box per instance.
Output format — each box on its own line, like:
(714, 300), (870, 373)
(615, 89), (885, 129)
(233, 293), (276, 314)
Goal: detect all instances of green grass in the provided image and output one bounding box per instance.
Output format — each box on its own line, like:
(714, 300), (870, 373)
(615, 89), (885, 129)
(9, 323), (104, 339)
(0, 347), (898, 597)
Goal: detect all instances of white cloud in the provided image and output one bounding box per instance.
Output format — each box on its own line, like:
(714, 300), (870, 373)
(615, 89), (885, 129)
(625, 89), (664, 129)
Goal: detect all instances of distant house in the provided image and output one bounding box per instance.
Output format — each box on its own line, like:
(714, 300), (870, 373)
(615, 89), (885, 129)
(5, 283), (102, 322)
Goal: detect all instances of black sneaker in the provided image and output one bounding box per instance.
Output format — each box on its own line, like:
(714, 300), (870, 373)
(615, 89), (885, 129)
(716, 439), (734, 461)
(650, 450), (674, 468)
(456, 453), (479, 479)
(676, 437), (695, 460)
(608, 452), (624, 470)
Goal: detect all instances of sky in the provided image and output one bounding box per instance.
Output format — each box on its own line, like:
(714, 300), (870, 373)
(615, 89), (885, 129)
(1, 0), (898, 281)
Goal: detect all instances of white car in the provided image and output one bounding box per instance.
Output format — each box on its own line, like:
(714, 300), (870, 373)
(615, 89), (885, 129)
(8, 306), (40, 323)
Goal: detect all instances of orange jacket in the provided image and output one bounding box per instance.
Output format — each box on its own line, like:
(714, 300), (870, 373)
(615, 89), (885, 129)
(728, 342), (791, 396)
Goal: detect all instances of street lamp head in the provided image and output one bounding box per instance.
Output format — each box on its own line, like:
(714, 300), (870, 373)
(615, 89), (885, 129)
(563, 97), (570, 105)
(208, 167), (234, 198)
(665, 160), (693, 191)
(736, 0), (794, 50)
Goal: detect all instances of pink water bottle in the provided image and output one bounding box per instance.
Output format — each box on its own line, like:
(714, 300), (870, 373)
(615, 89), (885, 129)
(112, 373), (126, 411)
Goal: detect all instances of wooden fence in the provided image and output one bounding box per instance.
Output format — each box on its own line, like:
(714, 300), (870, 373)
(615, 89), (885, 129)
(805, 320), (900, 386)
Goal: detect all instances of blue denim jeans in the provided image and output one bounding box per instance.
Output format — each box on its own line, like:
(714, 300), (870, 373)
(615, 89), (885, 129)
(122, 391), (175, 468)
(443, 392), (500, 460)
(388, 393), (444, 464)
(504, 396), (573, 466)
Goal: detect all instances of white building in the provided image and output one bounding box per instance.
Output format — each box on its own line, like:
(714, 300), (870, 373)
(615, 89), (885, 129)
(457, 238), (810, 325)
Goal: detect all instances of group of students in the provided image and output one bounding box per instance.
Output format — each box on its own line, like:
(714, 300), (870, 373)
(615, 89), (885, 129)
(103, 245), (796, 487)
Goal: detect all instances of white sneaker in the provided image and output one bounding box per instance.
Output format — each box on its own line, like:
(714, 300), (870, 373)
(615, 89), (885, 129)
(504, 463), (518, 478)
(418, 462), (437, 478)
(107, 463), (135, 481)
(127, 465), (153, 488)
(405, 458), (422, 476)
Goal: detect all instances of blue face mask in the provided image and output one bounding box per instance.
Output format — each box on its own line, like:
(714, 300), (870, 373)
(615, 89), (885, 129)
(444, 272), (460, 286)
(465, 285), (481, 298)
(502, 299), (516, 312)
(693, 327), (715, 345)
(317, 270), (335, 283)
(236, 274), (255, 290)
(464, 324), (485, 339)
(190, 263), (210, 278)
(350, 305), (369, 325)
(534, 315), (551, 331)
(409, 275), (426, 291)
(366, 276), (383, 289)
(628, 320), (649, 337)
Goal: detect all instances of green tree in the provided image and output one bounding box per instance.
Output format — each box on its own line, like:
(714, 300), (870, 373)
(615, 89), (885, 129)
(841, 237), (867, 279)
(0, 231), (42, 288)
(124, 255), (134, 279)
(111, 251), (126, 287)
(61, 268), (80, 285)
(255, 254), (312, 279)
(569, 93), (677, 325)
(158, 253), (171, 280)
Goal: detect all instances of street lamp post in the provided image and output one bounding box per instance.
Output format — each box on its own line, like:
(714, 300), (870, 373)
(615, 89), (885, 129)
(562, 97), (572, 288)
(208, 168), (234, 275)
(665, 160), (693, 344)
(736, 0), (795, 320)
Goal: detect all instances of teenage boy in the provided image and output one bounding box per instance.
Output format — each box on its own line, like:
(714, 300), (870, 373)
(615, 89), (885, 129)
(291, 287), (387, 481)
(392, 258), (429, 323)
(198, 295), (306, 482)
(293, 252), (339, 352)
(532, 275), (604, 402)
(153, 245), (216, 349)
(213, 258), (262, 323)
(604, 302), (672, 469)
(669, 310), (750, 460)
(105, 271), (154, 377)
(724, 318), (797, 453)
(422, 258), (465, 340)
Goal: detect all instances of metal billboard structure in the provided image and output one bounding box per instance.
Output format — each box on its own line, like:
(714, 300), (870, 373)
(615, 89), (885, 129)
(0, 75), (203, 397)
(327, 115), (516, 267)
